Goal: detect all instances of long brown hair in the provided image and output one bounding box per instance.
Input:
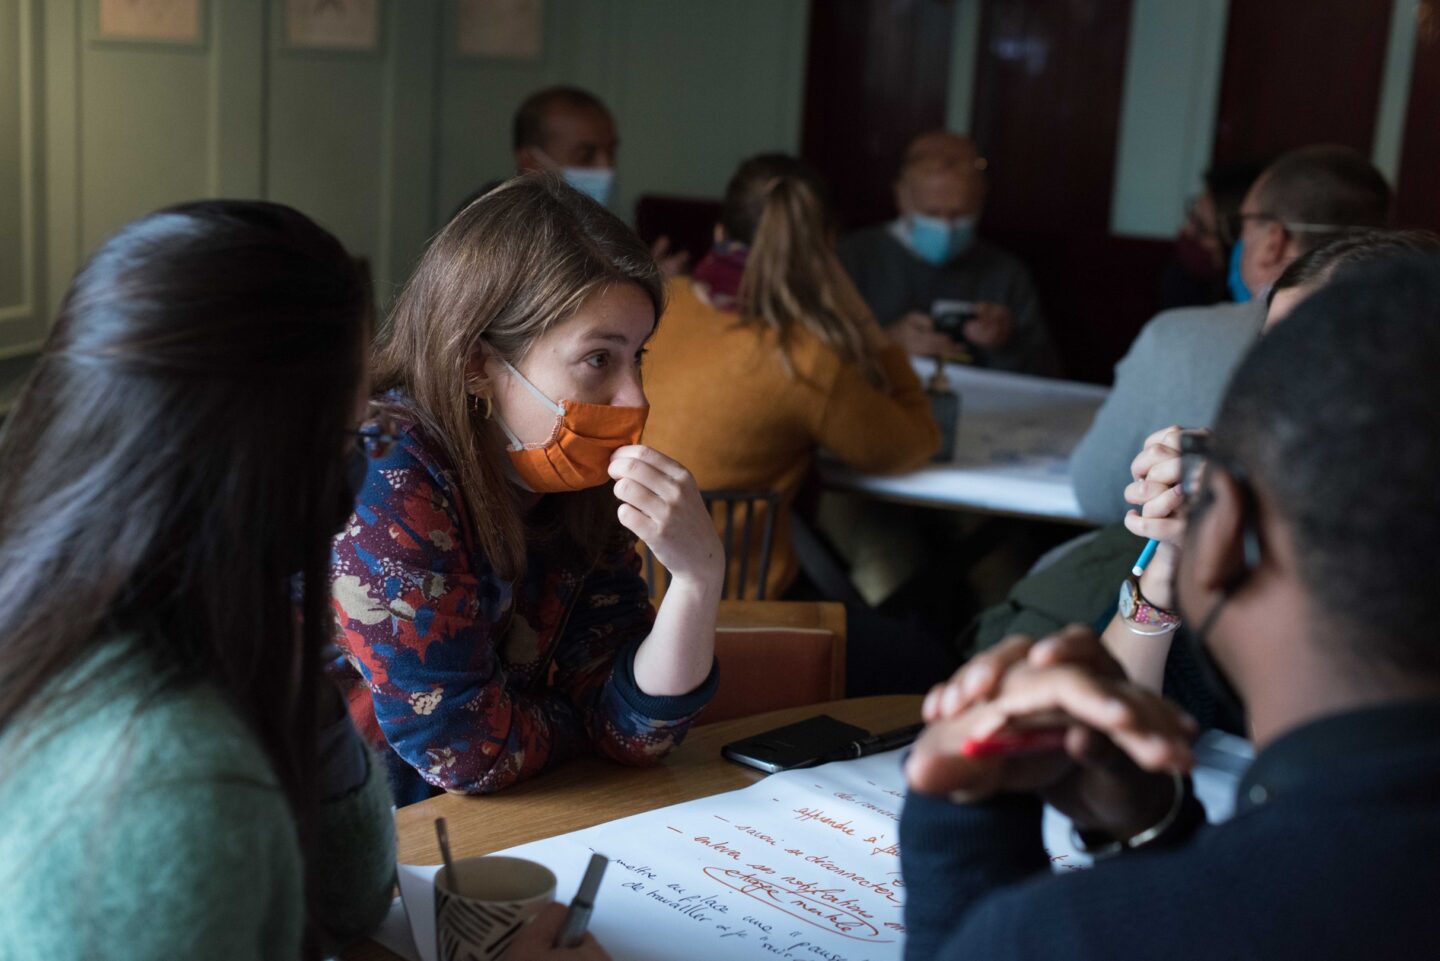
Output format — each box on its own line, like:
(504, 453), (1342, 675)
(374, 175), (663, 579)
(721, 153), (884, 385)
(0, 201), (369, 955)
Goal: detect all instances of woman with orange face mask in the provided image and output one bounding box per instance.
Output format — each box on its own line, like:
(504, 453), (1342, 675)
(328, 176), (722, 805)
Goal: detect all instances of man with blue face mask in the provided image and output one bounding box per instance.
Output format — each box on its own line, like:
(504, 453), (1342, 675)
(1069, 145), (1391, 523)
(451, 85), (688, 276)
(838, 131), (1058, 375)
(511, 86), (619, 205)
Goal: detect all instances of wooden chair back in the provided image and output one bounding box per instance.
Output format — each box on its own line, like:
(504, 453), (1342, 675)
(697, 600), (847, 726)
(645, 489), (780, 601)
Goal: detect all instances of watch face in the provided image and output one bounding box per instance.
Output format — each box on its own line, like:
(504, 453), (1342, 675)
(1118, 578), (1138, 619)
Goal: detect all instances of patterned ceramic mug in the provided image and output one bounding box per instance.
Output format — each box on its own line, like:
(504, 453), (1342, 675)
(435, 856), (557, 960)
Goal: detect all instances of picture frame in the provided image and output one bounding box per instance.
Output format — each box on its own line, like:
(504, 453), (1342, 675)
(283, 0), (380, 52)
(457, 0), (543, 60)
(96, 0), (203, 45)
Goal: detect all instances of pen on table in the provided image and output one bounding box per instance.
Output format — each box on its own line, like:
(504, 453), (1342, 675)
(828, 722), (926, 761)
(1133, 538), (1159, 577)
(555, 853), (608, 949)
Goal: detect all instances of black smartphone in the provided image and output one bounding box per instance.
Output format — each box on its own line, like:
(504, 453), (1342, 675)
(721, 715), (870, 774)
(931, 298), (978, 337)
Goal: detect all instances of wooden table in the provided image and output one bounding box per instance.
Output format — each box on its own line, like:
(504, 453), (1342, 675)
(343, 695), (922, 961)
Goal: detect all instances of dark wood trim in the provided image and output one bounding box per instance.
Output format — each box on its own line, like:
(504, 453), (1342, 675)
(1397, 1), (1440, 231)
(968, 0), (1134, 236)
(1212, 0), (1394, 165)
(801, 0), (957, 230)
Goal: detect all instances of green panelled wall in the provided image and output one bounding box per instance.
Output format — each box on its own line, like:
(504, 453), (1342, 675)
(1, 0), (808, 409)
(433, 0), (808, 230)
(0, 0), (24, 314)
(1, 0), (42, 378)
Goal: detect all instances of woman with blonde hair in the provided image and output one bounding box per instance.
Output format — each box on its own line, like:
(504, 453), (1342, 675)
(642, 153), (946, 692)
(329, 176), (721, 805)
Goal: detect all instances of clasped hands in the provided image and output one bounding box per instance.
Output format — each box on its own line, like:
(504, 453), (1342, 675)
(907, 626), (1197, 845)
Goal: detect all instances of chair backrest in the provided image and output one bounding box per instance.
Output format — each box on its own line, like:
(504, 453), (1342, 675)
(644, 489), (780, 601)
(633, 193), (724, 268)
(697, 600), (847, 726)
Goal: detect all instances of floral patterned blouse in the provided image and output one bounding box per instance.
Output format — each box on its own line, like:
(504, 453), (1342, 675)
(328, 400), (717, 804)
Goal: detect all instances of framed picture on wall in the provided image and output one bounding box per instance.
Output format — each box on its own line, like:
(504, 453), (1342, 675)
(97, 0), (202, 44)
(284, 0), (380, 52)
(457, 0), (543, 60)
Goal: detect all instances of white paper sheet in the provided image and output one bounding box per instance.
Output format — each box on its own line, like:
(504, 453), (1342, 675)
(821, 362), (1110, 520)
(380, 734), (1251, 961)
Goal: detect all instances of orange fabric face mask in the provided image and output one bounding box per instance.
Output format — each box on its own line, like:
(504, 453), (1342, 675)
(496, 358), (648, 492)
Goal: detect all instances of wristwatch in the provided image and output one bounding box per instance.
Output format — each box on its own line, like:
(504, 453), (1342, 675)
(1117, 575), (1181, 635)
(1072, 769), (1189, 858)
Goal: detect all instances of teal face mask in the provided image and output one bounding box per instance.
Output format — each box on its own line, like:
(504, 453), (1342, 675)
(907, 214), (976, 266)
(1227, 241), (1252, 303)
(562, 166), (615, 207)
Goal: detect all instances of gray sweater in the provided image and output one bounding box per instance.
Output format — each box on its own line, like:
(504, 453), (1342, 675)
(1070, 300), (1264, 522)
(838, 224), (1058, 375)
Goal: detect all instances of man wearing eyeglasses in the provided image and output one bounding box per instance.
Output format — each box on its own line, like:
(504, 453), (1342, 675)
(1070, 145), (1391, 524)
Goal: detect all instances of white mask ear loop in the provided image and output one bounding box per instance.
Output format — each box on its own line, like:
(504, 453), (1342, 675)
(496, 357), (564, 449)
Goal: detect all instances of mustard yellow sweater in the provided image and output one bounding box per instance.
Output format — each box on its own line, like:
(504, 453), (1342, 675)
(643, 278), (939, 599)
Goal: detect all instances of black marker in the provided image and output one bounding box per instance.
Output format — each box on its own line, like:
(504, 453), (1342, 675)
(555, 853), (608, 948)
(827, 722), (925, 761)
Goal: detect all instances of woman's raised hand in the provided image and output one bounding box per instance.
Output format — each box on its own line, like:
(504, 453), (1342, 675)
(1123, 425), (1203, 546)
(607, 445), (724, 588)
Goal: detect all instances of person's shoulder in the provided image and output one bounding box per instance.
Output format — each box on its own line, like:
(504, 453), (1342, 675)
(946, 828), (1255, 960)
(1132, 300), (1263, 356)
(0, 646), (296, 953)
(361, 396), (464, 506)
(658, 277), (726, 330)
(1142, 300), (1263, 336)
(966, 240), (1041, 295)
(766, 320), (849, 385)
(663, 274), (700, 308)
(838, 224), (901, 260)
(969, 238), (1028, 271)
(3, 641), (276, 790)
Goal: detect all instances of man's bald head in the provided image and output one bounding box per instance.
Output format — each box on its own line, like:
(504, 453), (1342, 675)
(902, 131), (985, 172)
(512, 85), (617, 173)
(895, 131), (988, 221)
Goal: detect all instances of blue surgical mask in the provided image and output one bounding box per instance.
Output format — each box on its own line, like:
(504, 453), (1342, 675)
(907, 214), (976, 266)
(562, 166), (615, 207)
(1227, 240), (1252, 303)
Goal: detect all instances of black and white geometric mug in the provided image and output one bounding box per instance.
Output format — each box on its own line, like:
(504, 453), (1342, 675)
(434, 856), (557, 960)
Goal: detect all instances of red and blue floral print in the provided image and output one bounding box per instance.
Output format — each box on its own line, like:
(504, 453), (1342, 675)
(328, 400), (716, 804)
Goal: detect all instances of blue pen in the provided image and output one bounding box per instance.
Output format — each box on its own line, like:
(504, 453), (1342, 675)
(1132, 538), (1159, 577)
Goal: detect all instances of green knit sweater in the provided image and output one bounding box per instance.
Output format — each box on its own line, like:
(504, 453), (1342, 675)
(0, 640), (397, 960)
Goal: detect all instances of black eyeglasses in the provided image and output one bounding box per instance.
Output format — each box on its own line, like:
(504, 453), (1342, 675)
(1180, 431), (1222, 500)
(1218, 211), (1354, 248)
(1180, 432), (1262, 582)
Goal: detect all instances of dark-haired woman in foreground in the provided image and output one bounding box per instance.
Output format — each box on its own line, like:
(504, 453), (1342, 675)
(0, 201), (395, 959)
